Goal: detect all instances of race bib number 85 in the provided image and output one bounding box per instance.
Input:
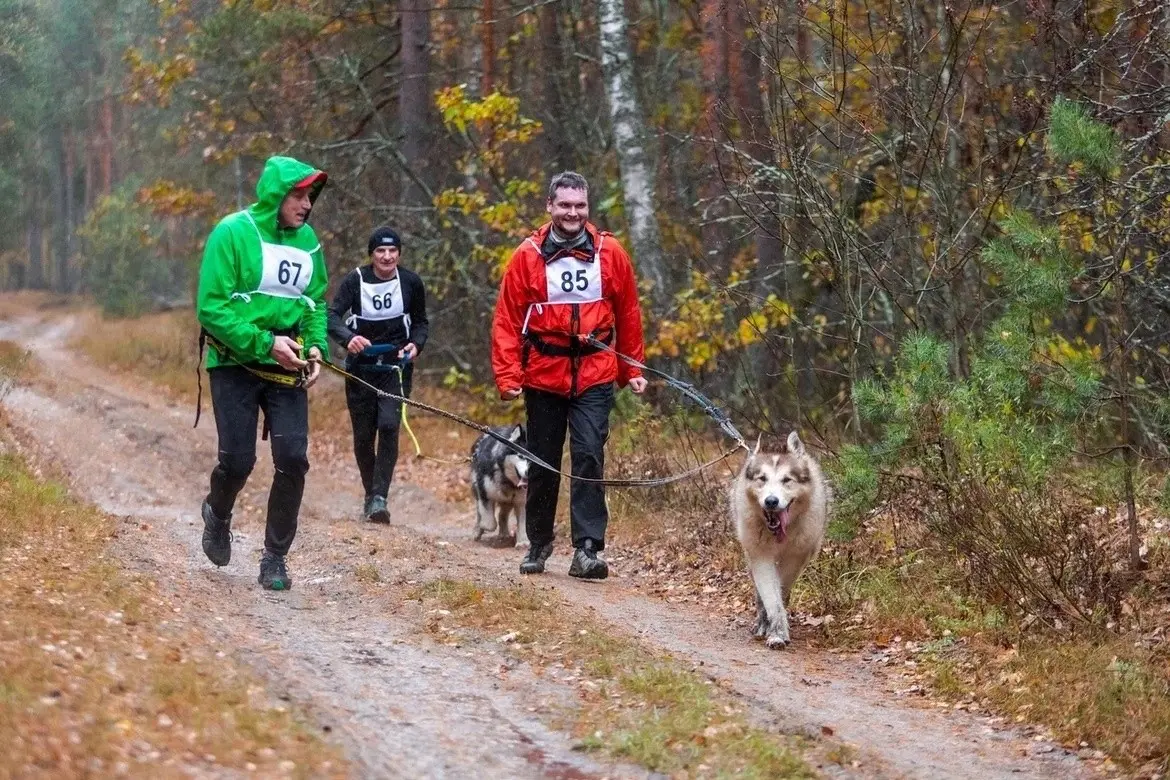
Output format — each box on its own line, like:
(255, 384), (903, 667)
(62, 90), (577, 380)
(545, 257), (601, 303)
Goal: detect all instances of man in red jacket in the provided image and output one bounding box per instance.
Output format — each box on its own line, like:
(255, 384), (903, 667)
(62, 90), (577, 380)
(491, 171), (647, 579)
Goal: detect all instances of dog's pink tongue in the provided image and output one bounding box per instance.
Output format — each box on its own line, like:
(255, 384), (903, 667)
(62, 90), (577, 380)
(778, 507), (791, 538)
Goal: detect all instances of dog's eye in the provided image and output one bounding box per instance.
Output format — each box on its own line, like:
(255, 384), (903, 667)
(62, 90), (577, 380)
(755, 475), (767, 483)
(781, 477), (793, 485)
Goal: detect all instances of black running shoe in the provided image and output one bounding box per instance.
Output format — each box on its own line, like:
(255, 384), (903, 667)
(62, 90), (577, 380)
(201, 501), (232, 567)
(519, 542), (554, 575)
(258, 550), (292, 591)
(364, 495), (390, 524)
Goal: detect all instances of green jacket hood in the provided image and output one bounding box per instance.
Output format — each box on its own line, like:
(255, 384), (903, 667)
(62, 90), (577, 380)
(248, 156), (327, 233)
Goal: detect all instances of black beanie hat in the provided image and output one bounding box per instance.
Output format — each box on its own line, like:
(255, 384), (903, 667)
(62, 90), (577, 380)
(368, 226), (401, 255)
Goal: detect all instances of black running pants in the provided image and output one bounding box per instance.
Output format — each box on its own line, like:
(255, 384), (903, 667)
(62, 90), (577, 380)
(523, 383), (614, 551)
(206, 366), (309, 557)
(345, 364), (412, 500)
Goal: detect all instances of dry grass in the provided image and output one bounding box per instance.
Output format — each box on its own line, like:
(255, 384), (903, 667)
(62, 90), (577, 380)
(70, 308), (199, 401)
(0, 447), (345, 777)
(0, 290), (61, 320)
(410, 578), (815, 778)
(0, 340), (35, 402)
(980, 637), (1170, 767)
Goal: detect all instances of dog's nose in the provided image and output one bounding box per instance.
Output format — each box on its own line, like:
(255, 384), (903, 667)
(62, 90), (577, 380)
(764, 495), (780, 510)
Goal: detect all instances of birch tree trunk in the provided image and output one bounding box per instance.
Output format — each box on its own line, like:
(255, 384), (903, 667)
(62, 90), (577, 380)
(597, 0), (668, 309)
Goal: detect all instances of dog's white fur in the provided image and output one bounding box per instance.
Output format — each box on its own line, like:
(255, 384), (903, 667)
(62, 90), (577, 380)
(730, 431), (828, 648)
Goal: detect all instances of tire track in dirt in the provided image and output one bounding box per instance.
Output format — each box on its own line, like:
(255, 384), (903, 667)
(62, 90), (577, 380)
(0, 310), (1092, 779)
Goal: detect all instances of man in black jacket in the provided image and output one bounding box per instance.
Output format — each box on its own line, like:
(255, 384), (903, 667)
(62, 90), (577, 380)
(327, 227), (429, 523)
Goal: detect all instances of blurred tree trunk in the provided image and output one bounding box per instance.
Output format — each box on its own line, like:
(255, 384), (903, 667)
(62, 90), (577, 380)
(480, 0), (494, 95)
(26, 179), (45, 290)
(731, 1), (783, 281)
(700, 0), (730, 256)
(538, 4), (575, 171)
(400, 0), (433, 206)
(598, 0), (668, 308)
(50, 124), (70, 292)
(100, 86), (114, 196)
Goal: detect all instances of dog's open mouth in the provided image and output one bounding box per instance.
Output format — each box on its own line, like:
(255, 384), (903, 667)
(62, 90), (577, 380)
(764, 507), (790, 541)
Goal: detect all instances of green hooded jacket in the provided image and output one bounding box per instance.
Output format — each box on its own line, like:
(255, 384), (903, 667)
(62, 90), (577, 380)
(197, 156), (329, 369)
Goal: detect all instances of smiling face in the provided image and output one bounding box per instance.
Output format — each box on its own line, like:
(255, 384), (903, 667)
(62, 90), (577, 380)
(278, 186), (313, 228)
(546, 186), (589, 236)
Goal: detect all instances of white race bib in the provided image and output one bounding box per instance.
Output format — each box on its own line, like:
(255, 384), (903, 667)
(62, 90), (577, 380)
(240, 211), (316, 303)
(359, 277), (405, 321)
(256, 241), (314, 299)
(544, 256), (602, 304)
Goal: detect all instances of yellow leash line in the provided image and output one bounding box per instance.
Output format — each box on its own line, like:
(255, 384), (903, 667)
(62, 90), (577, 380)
(389, 364), (426, 460)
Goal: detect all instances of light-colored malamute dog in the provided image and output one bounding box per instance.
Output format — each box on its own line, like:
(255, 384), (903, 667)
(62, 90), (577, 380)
(731, 431), (828, 649)
(470, 424), (530, 546)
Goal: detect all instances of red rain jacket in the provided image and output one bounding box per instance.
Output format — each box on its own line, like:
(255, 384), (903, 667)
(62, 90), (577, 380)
(491, 222), (645, 398)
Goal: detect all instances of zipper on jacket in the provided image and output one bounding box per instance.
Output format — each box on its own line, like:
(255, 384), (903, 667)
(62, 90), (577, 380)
(569, 303), (581, 398)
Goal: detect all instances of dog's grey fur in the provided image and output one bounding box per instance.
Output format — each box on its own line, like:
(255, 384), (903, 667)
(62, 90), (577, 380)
(470, 424), (530, 546)
(730, 431), (828, 649)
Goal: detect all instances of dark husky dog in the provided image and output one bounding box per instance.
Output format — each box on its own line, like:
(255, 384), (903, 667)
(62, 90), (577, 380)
(470, 424), (530, 546)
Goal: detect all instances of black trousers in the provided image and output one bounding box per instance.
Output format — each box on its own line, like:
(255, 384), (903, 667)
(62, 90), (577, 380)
(206, 366), (309, 557)
(345, 364), (412, 500)
(524, 383), (614, 550)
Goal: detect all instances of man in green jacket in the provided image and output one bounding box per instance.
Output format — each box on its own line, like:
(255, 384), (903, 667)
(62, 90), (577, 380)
(196, 155), (329, 591)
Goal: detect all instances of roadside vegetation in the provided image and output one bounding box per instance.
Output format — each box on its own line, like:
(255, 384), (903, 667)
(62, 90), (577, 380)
(0, 342), (345, 777)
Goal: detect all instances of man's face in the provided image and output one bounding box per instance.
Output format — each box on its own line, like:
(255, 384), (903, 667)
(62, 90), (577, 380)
(278, 187), (313, 228)
(546, 186), (589, 236)
(372, 245), (400, 277)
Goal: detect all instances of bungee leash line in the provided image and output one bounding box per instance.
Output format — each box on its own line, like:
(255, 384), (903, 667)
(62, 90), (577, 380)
(194, 331), (746, 485)
(583, 335), (749, 451)
(310, 356), (743, 488)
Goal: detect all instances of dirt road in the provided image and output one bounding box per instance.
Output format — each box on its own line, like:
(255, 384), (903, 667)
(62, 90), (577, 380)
(0, 310), (1091, 779)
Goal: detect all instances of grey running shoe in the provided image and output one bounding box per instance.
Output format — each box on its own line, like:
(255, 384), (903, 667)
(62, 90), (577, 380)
(568, 539), (608, 580)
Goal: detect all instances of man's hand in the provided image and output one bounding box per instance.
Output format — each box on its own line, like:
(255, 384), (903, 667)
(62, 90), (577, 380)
(628, 376), (648, 394)
(347, 335), (373, 355)
(304, 346), (322, 388)
(270, 335), (307, 370)
(399, 343), (418, 361)
(501, 388), (522, 401)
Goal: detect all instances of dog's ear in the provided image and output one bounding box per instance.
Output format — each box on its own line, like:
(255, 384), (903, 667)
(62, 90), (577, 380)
(787, 431), (805, 456)
(751, 433), (762, 457)
(509, 424), (524, 443)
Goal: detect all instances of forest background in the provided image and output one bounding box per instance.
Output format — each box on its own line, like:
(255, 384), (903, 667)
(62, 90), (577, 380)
(3, 0), (1170, 768)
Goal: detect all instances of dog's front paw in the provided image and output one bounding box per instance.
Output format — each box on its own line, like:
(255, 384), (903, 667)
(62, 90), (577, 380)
(473, 527), (485, 541)
(765, 632), (790, 649)
(752, 617), (768, 639)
